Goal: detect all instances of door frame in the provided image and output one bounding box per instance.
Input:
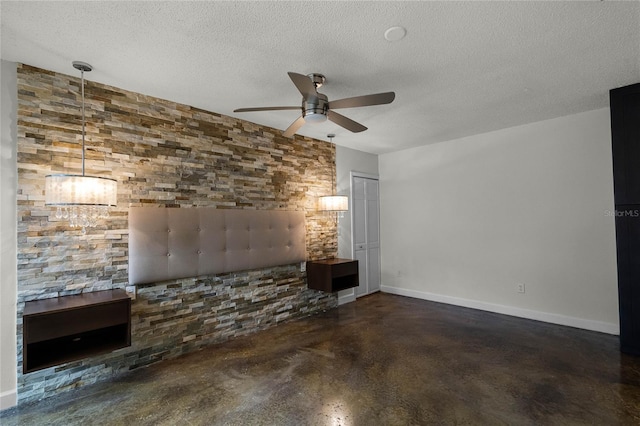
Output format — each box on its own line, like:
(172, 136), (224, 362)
(350, 171), (380, 297)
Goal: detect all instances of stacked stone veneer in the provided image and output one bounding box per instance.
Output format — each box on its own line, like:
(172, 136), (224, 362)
(16, 64), (338, 403)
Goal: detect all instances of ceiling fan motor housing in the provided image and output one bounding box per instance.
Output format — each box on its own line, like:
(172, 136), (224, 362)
(303, 92), (328, 123)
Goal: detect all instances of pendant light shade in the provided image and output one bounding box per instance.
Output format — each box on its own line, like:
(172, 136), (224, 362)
(45, 61), (117, 232)
(318, 195), (348, 212)
(45, 175), (117, 206)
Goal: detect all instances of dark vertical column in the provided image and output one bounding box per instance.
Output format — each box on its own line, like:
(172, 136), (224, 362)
(610, 82), (640, 355)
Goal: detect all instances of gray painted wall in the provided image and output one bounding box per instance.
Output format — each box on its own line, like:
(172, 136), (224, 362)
(379, 108), (619, 333)
(0, 59), (18, 409)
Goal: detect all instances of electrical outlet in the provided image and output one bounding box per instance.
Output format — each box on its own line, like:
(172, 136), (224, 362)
(517, 283), (525, 294)
(301, 261), (306, 272)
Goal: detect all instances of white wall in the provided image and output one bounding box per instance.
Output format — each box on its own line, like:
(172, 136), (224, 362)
(379, 108), (619, 333)
(335, 145), (379, 305)
(0, 60), (18, 409)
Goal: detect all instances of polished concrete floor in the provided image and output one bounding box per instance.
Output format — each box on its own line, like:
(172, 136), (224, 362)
(2, 293), (640, 425)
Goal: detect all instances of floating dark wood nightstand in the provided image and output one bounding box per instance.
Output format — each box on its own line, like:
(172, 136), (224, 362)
(306, 258), (359, 293)
(23, 289), (131, 373)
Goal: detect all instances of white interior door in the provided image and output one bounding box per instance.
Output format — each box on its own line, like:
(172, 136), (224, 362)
(352, 175), (381, 297)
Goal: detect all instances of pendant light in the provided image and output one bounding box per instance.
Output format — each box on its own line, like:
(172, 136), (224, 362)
(45, 61), (117, 233)
(318, 134), (348, 215)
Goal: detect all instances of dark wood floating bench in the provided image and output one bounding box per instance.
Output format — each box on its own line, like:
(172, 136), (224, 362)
(23, 289), (131, 374)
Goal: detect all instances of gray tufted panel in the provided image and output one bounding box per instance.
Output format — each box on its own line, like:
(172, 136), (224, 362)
(128, 207), (306, 285)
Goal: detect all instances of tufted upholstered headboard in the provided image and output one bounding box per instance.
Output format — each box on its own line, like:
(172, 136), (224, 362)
(128, 207), (306, 285)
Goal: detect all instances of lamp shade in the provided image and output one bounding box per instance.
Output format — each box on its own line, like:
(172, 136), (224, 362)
(318, 195), (348, 212)
(45, 174), (117, 206)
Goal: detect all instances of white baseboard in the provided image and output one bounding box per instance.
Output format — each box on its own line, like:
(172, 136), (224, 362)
(381, 285), (619, 335)
(338, 292), (356, 306)
(0, 389), (17, 411)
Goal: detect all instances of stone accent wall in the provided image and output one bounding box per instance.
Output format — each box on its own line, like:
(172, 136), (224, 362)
(16, 64), (338, 404)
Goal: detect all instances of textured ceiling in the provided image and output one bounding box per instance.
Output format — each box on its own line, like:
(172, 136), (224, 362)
(1, 1), (639, 154)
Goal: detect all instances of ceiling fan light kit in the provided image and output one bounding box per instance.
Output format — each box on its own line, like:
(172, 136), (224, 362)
(304, 113), (328, 124)
(234, 72), (395, 138)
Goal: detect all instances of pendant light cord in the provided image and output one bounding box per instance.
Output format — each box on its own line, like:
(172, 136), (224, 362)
(328, 134), (335, 195)
(328, 134), (339, 225)
(81, 68), (86, 176)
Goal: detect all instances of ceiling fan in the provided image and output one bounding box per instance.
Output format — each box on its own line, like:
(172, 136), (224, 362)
(234, 72), (395, 137)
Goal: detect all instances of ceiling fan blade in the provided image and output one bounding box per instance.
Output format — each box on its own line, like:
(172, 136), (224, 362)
(327, 110), (367, 133)
(328, 92), (395, 109)
(234, 106), (300, 113)
(283, 116), (306, 138)
(288, 72), (317, 99)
